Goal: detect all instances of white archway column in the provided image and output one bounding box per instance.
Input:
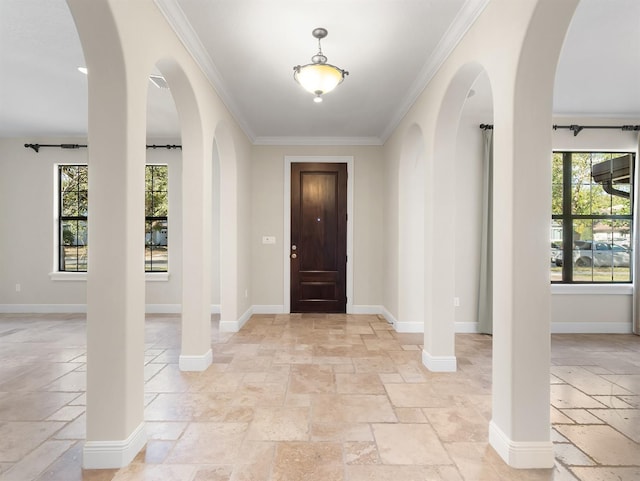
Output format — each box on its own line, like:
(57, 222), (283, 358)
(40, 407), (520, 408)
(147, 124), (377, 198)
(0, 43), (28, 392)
(488, 0), (579, 468)
(67, 0), (147, 468)
(180, 138), (213, 370)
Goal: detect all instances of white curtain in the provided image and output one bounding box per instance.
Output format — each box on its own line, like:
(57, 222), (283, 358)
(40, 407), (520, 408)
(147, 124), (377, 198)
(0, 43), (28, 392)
(478, 128), (493, 334)
(633, 132), (640, 335)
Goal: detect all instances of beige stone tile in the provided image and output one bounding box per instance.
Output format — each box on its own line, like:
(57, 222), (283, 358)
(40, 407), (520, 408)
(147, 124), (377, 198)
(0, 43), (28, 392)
(372, 423), (452, 465)
(602, 374), (640, 394)
(443, 442), (509, 481)
(133, 440), (174, 464)
(230, 441), (274, 481)
(273, 442), (343, 481)
(335, 372), (385, 394)
(144, 421), (187, 440)
(346, 464), (446, 481)
(591, 395), (634, 408)
(312, 394), (396, 423)
(551, 366), (633, 395)
(385, 382), (460, 408)
(551, 428), (570, 443)
(352, 356), (397, 373)
(193, 465), (233, 481)
(550, 384), (607, 409)
(555, 424), (640, 465)
(344, 441), (380, 465)
(395, 407), (428, 423)
(111, 464), (197, 481)
(46, 405), (85, 422)
(378, 372), (404, 383)
(43, 370), (86, 392)
(166, 422), (248, 464)
(0, 421), (66, 462)
(144, 365), (192, 393)
(551, 406), (575, 424)
(246, 407), (309, 441)
(560, 409), (605, 425)
(589, 409), (640, 442)
(0, 362), (82, 392)
(423, 406), (489, 442)
(0, 392), (78, 421)
(53, 413), (85, 439)
(569, 467), (640, 481)
(1, 439), (74, 481)
(553, 442), (595, 466)
(233, 382), (286, 406)
(289, 364), (336, 393)
(310, 422), (373, 441)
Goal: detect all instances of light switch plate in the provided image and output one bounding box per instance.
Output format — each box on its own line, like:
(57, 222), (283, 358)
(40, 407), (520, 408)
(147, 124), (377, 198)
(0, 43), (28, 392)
(262, 236), (276, 244)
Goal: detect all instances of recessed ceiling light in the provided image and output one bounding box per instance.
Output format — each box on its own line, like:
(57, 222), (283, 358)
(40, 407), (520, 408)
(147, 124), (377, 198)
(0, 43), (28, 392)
(78, 67), (88, 75)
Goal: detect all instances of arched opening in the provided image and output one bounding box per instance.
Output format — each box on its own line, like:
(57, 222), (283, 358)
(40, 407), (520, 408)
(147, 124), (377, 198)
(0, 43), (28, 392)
(144, 64), (182, 309)
(398, 124), (426, 333)
(454, 70), (493, 335)
(211, 139), (221, 315)
(424, 62), (491, 373)
(213, 121), (241, 332)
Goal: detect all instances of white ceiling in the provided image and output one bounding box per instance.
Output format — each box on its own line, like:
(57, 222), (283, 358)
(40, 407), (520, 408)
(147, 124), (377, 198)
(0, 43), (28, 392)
(0, 0), (638, 143)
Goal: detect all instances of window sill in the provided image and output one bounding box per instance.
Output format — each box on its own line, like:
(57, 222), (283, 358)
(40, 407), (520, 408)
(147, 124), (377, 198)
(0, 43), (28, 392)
(551, 284), (633, 295)
(49, 272), (170, 282)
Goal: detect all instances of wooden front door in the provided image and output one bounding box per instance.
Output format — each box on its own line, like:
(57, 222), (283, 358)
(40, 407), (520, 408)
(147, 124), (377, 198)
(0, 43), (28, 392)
(290, 163), (347, 313)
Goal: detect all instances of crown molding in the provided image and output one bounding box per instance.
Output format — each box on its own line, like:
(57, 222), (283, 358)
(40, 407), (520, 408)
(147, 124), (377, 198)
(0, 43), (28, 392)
(379, 0), (490, 143)
(253, 136), (383, 146)
(153, 0), (257, 142)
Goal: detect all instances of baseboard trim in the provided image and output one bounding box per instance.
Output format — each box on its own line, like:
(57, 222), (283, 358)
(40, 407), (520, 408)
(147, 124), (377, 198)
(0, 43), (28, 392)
(82, 422), (146, 469)
(422, 349), (457, 372)
(0, 304), (87, 313)
(178, 348), (212, 372)
(380, 307), (397, 327)
(551, 322), (632, 334)
(219, 306), (253, 332)
(352, 304), (384, 315)
(395, 321), (424, 333)
(252, 305), (285, 314)
(455, 321), (480, 333)
(145, 304), (180, 314)
(489, 420), (554, 469)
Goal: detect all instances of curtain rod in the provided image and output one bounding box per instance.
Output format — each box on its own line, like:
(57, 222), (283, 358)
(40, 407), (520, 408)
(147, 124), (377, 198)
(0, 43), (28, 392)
(24, 143), (182, 153)
(478, 124), (640, 136)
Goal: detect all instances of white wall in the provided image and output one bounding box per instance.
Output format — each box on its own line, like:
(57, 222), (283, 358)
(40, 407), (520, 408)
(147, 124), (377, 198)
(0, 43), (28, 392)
(250, 145), (384, 311)
(0, 137), (186, 310)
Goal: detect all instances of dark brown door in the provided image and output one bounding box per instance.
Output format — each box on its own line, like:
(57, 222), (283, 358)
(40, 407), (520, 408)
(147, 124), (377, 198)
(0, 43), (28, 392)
(291, 163), (347, 313)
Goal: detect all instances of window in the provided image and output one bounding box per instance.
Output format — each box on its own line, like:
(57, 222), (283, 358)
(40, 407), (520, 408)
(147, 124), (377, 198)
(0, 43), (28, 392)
(145, 165), (168, 272)
(57, 164), (169, 273)
(551, 152), (634, 283)
(59, 165), (88, 272)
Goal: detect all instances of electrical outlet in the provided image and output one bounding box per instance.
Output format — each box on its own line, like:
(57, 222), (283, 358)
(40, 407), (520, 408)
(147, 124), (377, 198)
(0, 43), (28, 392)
(15, 283), (21, 292)
(453, 297), (460, 307)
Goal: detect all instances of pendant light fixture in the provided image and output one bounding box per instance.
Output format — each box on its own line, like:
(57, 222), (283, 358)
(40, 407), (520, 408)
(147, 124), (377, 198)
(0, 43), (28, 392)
(293, 27), (348, 103)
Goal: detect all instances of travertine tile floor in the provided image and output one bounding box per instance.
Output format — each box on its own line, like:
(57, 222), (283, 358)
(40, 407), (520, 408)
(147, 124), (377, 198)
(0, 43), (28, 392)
(0, 313), (639, 480)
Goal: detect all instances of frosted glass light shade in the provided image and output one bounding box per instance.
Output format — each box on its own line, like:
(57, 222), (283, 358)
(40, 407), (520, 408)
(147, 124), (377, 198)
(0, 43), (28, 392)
(294, 63), (346, 96)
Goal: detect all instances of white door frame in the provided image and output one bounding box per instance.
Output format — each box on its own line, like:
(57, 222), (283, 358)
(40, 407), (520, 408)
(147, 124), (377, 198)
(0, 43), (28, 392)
(284, 155), (354, 314)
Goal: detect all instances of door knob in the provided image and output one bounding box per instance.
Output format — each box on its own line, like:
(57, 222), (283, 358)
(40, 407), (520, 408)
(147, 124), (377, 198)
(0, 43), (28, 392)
(292, 245), (297, 251)
(291, 253), (297, 259)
